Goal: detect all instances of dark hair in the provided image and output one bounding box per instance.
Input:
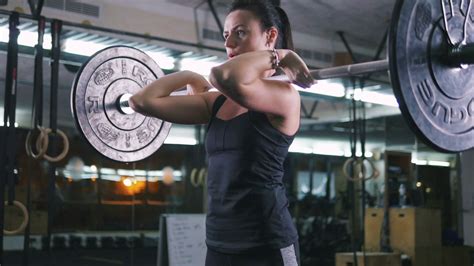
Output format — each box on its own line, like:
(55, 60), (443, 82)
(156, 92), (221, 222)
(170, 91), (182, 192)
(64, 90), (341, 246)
(229, 0), (294, 50)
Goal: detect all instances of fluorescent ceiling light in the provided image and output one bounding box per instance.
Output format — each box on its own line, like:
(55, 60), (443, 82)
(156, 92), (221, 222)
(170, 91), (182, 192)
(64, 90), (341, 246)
(427, 160), (450, 167)
(289, 139), (375, 157)
(0, 121), (19, 127)
(117, 169), (137, 176)
(351, 88), (399, 107)
(146, 51), (175, 70)
(0, 26), (52, 49)
(164, 136), (198, 145)
(0, 27), (7, 43)
(63, 39), (107, 56)
(296, 80), (346, 97)
(0, 26), (176, 70)
(98, 175), (121, 182)
(343, 150), (374, 158)
(412, 159), (428, 165)
(288, 145), (313, 154)
(100, 168), (117, 175)
(412, 159), (450, 167)
(297, 80), (398, 107)
(179, 56), (222, 76)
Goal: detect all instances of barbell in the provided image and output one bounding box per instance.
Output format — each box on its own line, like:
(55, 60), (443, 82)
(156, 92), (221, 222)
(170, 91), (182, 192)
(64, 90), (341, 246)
(68, 0), (473, 162)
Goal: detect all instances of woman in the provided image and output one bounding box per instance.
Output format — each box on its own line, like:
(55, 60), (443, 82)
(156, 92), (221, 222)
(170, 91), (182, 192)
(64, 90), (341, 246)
(130, 0), (313, 265)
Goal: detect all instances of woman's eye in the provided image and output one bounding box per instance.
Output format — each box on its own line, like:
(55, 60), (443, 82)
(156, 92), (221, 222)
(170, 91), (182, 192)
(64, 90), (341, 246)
(223, 34), (229, 40)
(237, 30), (245, 37)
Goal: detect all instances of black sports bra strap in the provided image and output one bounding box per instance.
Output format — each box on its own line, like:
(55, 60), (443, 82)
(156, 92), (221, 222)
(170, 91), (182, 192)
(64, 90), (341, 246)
(211, 94), (226, 117)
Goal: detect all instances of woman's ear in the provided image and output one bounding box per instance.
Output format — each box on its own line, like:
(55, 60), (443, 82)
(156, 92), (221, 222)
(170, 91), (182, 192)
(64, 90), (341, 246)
(266, 26), (279, 48)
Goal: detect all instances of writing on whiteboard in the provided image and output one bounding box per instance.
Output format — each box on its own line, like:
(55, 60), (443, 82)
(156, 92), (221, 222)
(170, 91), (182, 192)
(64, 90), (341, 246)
(166, 214), (206, 266)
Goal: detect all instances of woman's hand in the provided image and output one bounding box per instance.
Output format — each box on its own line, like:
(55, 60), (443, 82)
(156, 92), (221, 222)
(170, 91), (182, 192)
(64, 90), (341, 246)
(278, 50), (315, 89)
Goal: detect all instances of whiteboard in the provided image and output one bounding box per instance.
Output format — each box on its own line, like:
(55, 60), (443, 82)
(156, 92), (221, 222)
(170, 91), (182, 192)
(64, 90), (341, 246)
(157, 214), (206, 266)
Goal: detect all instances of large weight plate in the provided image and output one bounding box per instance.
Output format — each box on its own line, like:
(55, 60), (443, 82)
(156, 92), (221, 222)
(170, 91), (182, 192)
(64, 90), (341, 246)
(71, 46), (171, 162)
(390, 0), (474, 152)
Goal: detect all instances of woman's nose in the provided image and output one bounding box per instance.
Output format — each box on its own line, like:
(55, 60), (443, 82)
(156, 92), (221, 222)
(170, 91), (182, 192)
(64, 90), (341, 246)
(225, 34), (236, 48)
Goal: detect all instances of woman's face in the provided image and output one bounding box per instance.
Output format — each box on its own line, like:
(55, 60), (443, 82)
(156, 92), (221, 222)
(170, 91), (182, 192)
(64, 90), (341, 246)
(223, 10), (271, 59)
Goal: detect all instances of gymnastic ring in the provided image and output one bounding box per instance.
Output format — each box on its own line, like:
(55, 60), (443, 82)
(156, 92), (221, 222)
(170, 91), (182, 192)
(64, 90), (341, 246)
(198, 167), (207, 185)
(343, 157), (379, 182)
(3, 200), (29, 235)
(37, 128), (70, 162)
(190, 168), (199, 187)
(25, 126), (49, 159)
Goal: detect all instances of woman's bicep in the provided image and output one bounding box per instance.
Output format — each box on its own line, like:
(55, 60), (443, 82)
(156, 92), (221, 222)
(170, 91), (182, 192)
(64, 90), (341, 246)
(234, 80), (300, 117)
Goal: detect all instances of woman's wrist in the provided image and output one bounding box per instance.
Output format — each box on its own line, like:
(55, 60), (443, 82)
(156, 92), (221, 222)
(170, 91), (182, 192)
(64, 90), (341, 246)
(270, 49), (280, 69)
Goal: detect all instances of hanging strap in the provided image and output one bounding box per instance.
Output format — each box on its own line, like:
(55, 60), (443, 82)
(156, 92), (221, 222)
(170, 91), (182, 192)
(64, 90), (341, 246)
(31, 16), (45, 129)
(348, 77), (359, 266)
(22, 16), (46, 266)
(0, 12), (20, 265)
(5, 12), (20, 206)
(45, 19), (62, 263)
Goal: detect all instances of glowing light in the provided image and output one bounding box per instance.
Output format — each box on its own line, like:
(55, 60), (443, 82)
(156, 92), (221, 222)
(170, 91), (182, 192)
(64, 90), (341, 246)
(412, 159), (428, 165)
(122, 177), (134, 187)
(179, 56), (222, 76)
(162, 166), (174, 185)
(164, 136), (198, 145)
(351, 89), (399, 107)
(146, 51), (175, 70)
(0, 26), (52, 49)
(428, 160), (450, 167)
(63, 39), (107, 56)
(297, 80), (345, 97)
(416, 182), (422, 188)
(0, 121), (19, 127)
(288, 145), (313, 154)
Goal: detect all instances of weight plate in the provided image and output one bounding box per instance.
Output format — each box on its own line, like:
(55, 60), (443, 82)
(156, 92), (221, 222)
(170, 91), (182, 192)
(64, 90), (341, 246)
(390, 0), (474, 152)
(71, 46), (171, 162)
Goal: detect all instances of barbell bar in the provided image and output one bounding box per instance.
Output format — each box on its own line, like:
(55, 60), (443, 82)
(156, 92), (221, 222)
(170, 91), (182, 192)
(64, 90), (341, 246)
(271, 42), (474, 82)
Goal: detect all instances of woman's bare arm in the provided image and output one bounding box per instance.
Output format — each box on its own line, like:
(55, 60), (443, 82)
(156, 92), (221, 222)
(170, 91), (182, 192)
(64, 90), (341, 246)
(129, 70), (219, 124)
(209, 50), (312, 118)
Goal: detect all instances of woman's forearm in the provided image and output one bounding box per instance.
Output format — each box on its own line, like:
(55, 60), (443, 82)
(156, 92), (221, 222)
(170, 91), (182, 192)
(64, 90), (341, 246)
(134, 71), (195, 99)
(130, 70), (198, 111)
